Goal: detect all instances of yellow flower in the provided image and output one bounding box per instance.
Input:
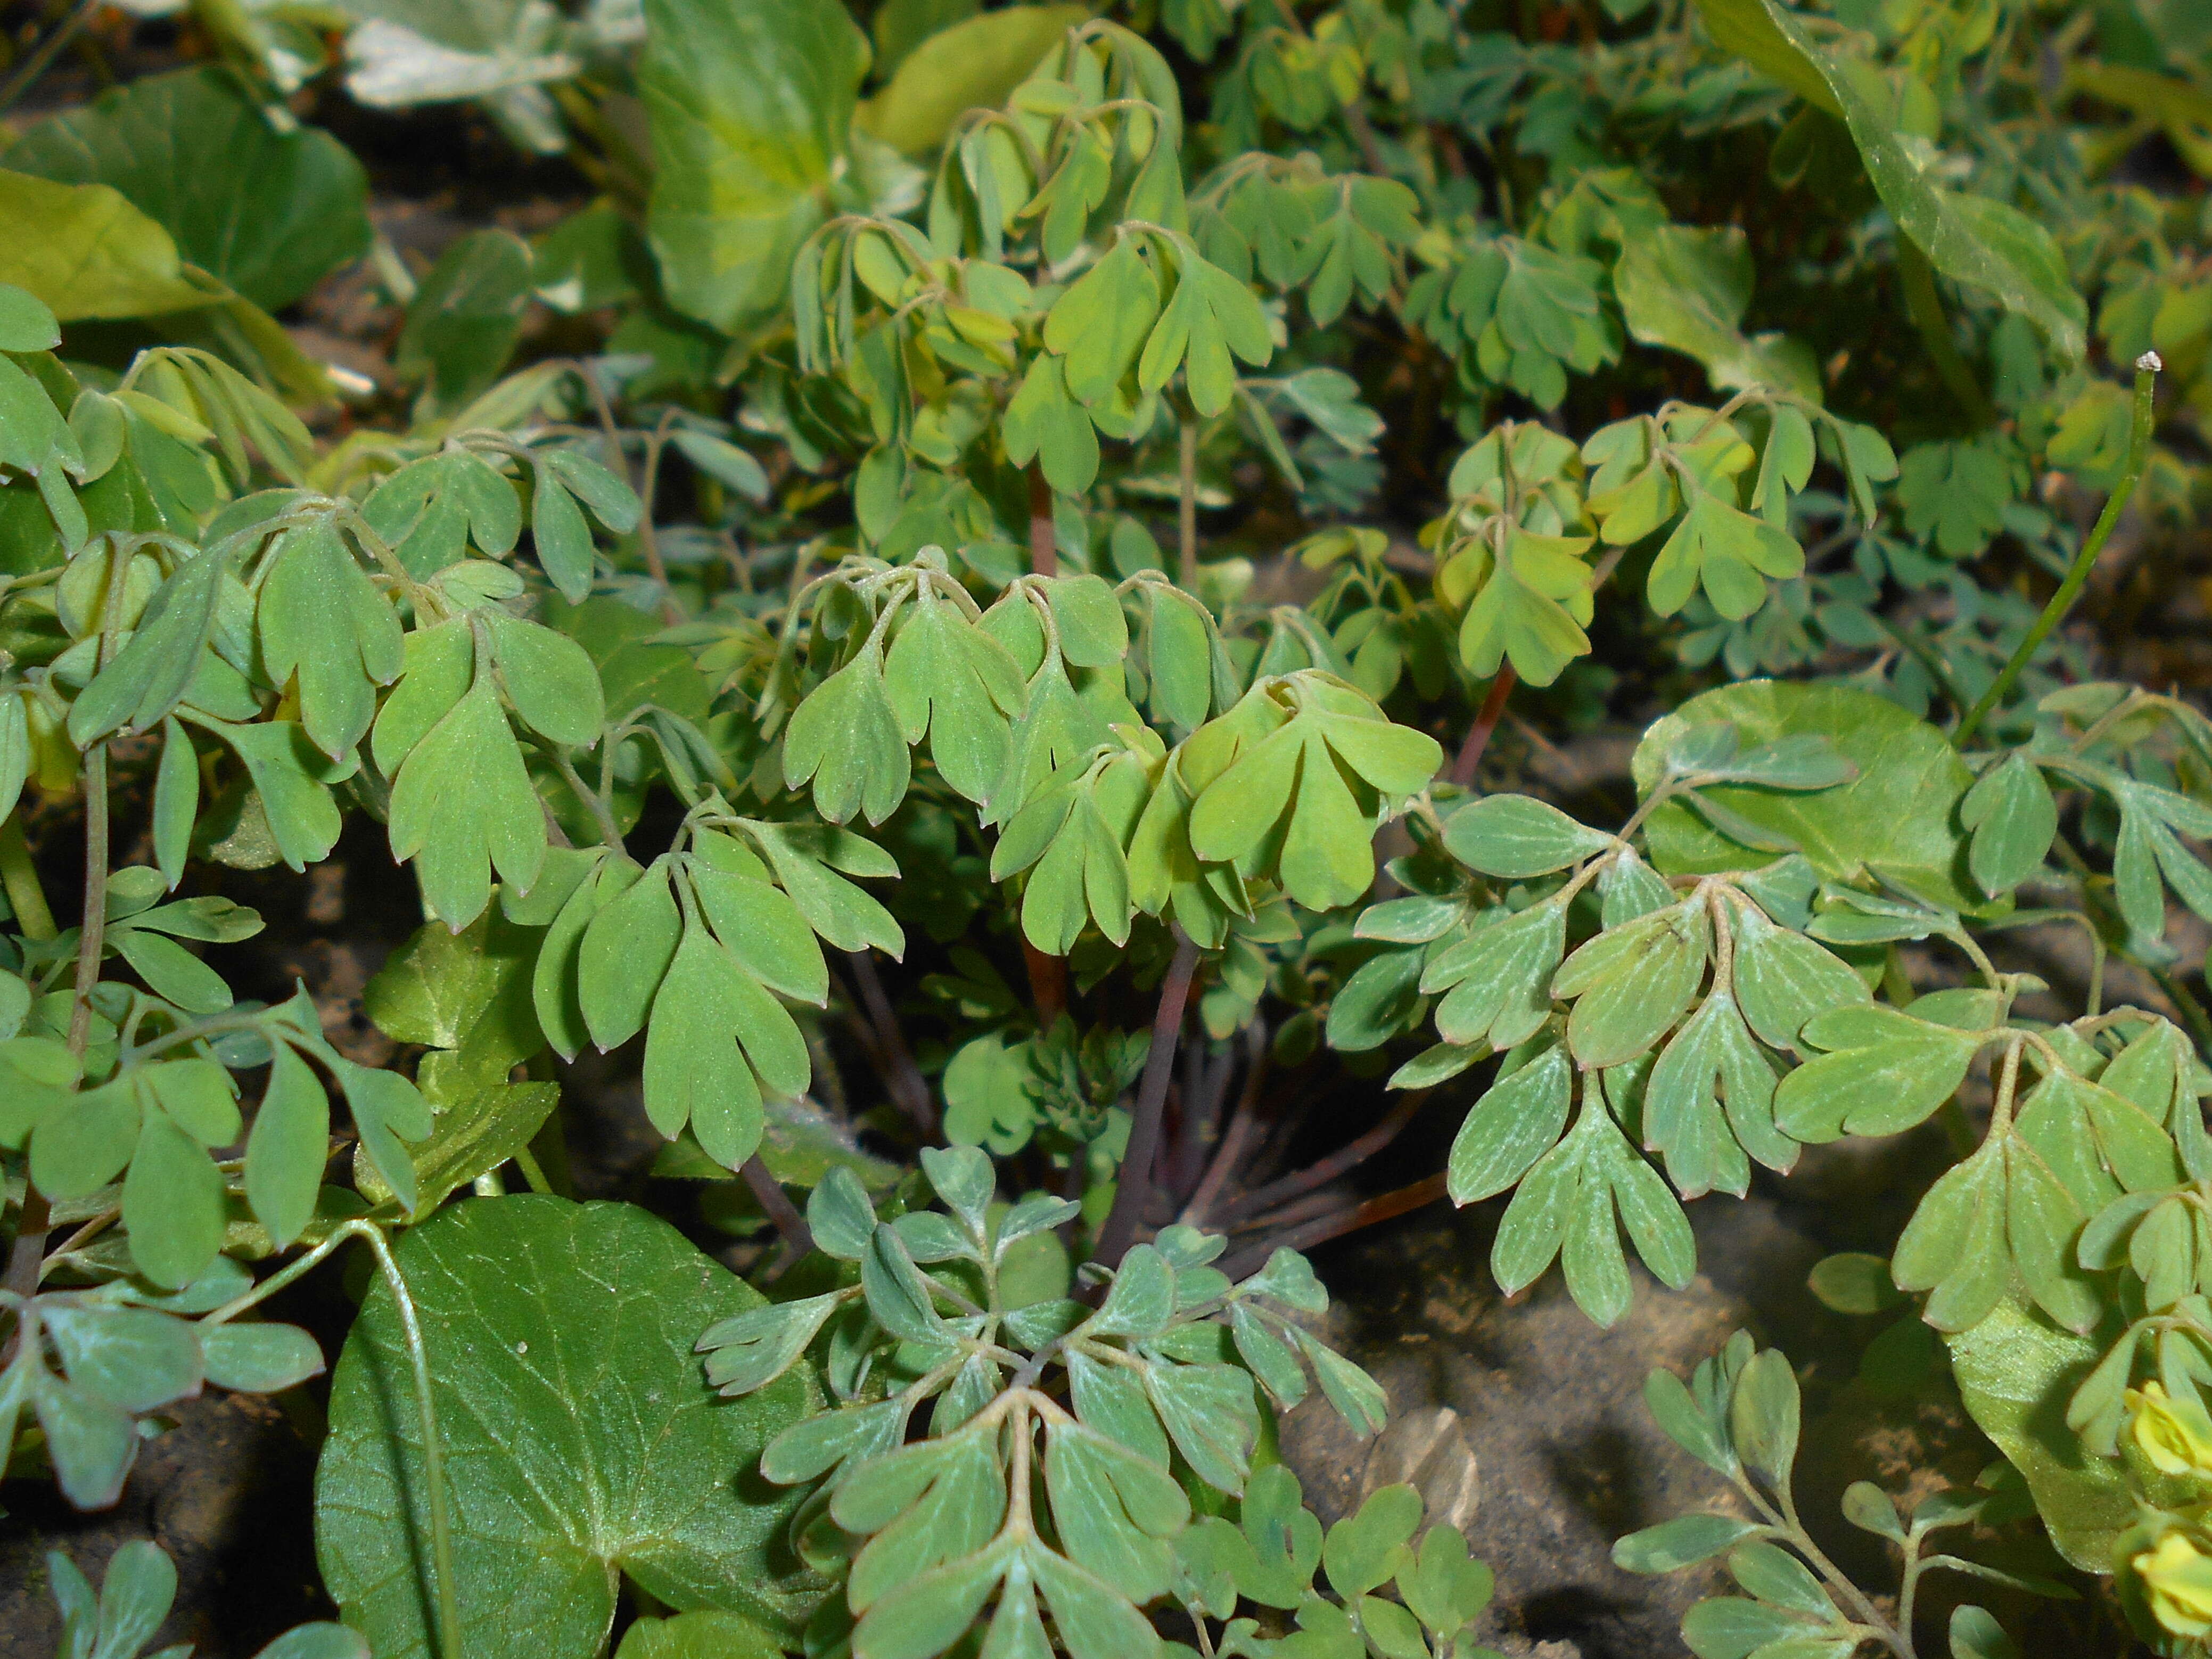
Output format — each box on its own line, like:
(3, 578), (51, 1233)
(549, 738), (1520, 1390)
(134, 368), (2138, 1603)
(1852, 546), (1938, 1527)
(2131, 1383), (2212, 1481)
(2135, 1530), (2212, 1639)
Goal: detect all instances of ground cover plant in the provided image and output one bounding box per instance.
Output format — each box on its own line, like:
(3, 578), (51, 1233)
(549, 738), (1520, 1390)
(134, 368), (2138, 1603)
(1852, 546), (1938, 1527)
(2, 0), (2212, 1654)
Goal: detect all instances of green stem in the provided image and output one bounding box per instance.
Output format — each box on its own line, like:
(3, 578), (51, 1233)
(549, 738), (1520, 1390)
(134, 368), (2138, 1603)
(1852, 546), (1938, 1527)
(0, 0), (101, 116)
(205, 1221), (463, 1659)
(1178, 412), (1199, 588)
(0, 815), (56, 941)
(637, 410), (680, 625)
(1773, 1481), (1912, 1658)
(1896, 240), (1996, 428)
(511, 1145), (554, 1196)
(67, 744), (108, 1059)
(547, 747), (622, 850)
(1952, 356), (2160, 749)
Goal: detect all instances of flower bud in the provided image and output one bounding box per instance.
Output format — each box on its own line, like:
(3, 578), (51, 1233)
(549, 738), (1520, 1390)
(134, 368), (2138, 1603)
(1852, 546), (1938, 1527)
(2130, 1383), (2212, 1482)
(2134, 1529), (2212, 1639)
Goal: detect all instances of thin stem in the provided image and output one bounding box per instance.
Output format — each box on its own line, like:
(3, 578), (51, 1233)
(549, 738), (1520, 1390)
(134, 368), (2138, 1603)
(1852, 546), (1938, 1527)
(67, 743), (108, 1060)
(1449, 667), (1517, 787)
(207, 1222), (462, 1659)
(638, 411), (680, 623)
(2, 1189), (47, 1307)
(573, 362), (628, 474)
(1895, 240), (1995, 429)
(0, 815), (57, 941)
(1027, 464), (1057, 578)
(1179, 1024), (1271, 1227)
(1168, 1032), (1238, 1198)
(843, 949), (935, 1136)
(1092, 930), (1203, 1267)
(0, 0), (102, 116)
(1989, 1034), (2025, 1135)
(1021, 939), (1068, 1029)
(741, 1155), (815, 1276)
(1942, 923), (2003, 992)
(1952, 356), (2160, 748)
(511, 1146), (554, 1195)
(361, 1225), (464, 1659)
(1895, 1538), (1930, 1649)
(1773, 1481), (1910, 1658)
(1214, 1170), (1448, 1282)
(547, 747), (622, 849)
(1215, 1090), (1429, 1223)
(1178, 413), (1199, 588)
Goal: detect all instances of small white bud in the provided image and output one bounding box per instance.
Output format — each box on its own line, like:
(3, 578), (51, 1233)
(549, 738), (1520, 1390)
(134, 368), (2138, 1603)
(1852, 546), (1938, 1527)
(2138, 350), (2164, 373)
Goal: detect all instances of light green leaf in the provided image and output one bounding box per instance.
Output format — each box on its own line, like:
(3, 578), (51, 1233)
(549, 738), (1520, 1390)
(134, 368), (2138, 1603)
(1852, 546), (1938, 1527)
(1444, 794), (1615, 879)
(200, 1321), (327, 1395)
(122, 1112), (227, 1288)
(1614, 226), (1819, 399)
(0, 168), (213, 318)
(484, 611), (606, 748)
(3, 67), (371, 310)
(1773, 1005), (1984, 1141)
(259, 519), (404, 761)
(1045, 237), (1162, 408)
(785, 640), (911, 826)
(1635, 683), (1980, 911)
(1447, 1043), (1571, 1203)
(1689, 0), (1842, 114)
(859, 5), (1087, 155)
(0, 280), (58, 350)
(1612, 1514), (1765, 1574)
(386, 676), (545, 928)
(615, 1610), (784, 1659)
(1944, 1292), (2131, 1572)
(884, 592), (1029, 806)
(642, 0), (869, 334)
(580, 858), (684, 1050)
(643, 928), (766, 1166)
(1960, 753), (2057, 899)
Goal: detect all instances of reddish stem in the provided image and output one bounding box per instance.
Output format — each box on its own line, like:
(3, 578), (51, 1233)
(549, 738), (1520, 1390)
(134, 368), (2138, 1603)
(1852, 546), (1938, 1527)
(1027, 464), (1057, 578)
(1449, 667), (1517, 787)
(843, 950), (935, 1137)
(1179, 1032), (1272, 1228)
(1213, 1089), (1429, 1224)
(1022, 939), (1068, 1028)
(1092, 931), (1203, 1267)
(741, 1155), (814, 1278)
(1216, 1171), (1449, 1281)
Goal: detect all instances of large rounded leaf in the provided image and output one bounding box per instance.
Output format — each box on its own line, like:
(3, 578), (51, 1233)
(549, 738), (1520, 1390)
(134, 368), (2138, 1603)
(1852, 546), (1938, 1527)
(1945, 1293), (2131, 1572)
(3, 68), (371, 310)
(1632, 681), (1981, 911)
(642, 0), (869, 334)
(315, 1197), (821, 1659)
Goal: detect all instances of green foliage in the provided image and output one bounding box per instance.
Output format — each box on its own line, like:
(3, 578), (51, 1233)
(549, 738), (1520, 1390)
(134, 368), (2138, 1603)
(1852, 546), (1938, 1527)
(2, 68), (373, 312)
(1619, 1333), (2072, 1658)
(41, 1538), (364, 1659)
(3, 1), (2211, 1655)
(317, 1197), (820, 1659)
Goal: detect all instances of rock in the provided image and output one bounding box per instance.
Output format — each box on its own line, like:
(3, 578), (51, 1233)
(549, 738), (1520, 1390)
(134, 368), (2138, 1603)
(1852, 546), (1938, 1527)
(0, 1387), (326, 1657)
(1281, 1190), (1816, 1658)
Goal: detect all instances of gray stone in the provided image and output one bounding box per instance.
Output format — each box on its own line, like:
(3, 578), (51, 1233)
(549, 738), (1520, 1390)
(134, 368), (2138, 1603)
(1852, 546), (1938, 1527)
(1277, 1193), (1815, 1659)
